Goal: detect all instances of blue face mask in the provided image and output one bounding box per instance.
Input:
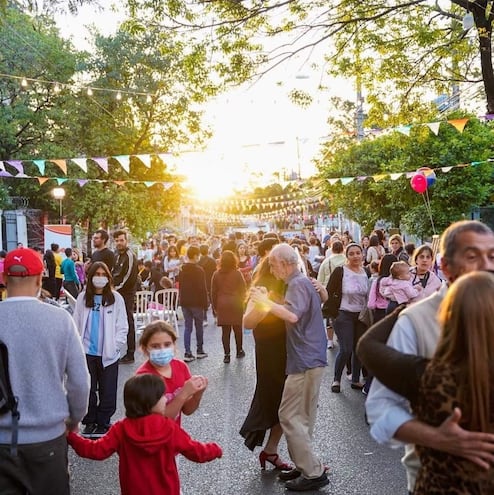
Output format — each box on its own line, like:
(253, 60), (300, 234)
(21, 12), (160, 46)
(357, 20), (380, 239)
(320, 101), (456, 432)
(149, 348), (174, 367)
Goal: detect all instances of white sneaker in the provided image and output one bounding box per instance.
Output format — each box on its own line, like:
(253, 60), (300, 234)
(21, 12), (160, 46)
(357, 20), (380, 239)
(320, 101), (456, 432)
(327, 340), (334, 349)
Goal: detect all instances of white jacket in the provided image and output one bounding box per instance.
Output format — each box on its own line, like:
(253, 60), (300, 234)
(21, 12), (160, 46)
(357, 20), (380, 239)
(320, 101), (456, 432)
(73, 290), (128, 367)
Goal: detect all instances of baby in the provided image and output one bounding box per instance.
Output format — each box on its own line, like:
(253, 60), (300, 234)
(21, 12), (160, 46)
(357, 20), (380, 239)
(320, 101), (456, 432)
(380, 261), (422, 312)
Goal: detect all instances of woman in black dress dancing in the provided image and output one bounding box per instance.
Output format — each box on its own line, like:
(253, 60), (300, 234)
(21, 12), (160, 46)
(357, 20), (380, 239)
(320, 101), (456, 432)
(239, 256), (292, 470)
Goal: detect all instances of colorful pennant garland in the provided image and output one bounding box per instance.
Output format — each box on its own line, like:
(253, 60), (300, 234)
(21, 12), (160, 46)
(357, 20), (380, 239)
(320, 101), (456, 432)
(325, 159), (494, 186)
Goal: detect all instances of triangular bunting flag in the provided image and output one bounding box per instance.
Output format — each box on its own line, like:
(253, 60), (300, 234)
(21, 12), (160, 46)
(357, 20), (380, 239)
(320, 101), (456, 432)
(0, 170), (13, 177)
(0, 161), (4, 171)
(448, 118), (469, 133)
(327, 178), (339, 185)
(340, 177), (354, 185)
(77, 179), (88, 187)
(425, 122), (441, 135)
(114, 155), (130, 173)
(136, 154), (151, 168)
(144, 181), (156, 188)
(7, 160), (24, 174)
(33, 160), (46, 175)
(373, 174), (387, 182)
(405, 172), (415, 178)
(395, 125), (412, 136)
(441, 167), (453, 173)
(51, 159), (67, 174)
(93, 157), (108, 173)
(161, 182), (173, 190)
(72, 158), (87, 173)
(37, 177), (49, 185)
(114, 180), (126, 186)
(56, 178), (68, 185)
(356, 176), (367, 181)
(390, 173), (403, 180)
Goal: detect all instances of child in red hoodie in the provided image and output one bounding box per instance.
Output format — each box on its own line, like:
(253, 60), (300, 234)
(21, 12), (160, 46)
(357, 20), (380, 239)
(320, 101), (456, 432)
(67, 374), (222, 495)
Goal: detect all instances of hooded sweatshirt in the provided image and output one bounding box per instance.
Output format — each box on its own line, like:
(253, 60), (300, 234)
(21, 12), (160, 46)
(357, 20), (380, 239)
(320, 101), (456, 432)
(67, 414), (222, 495)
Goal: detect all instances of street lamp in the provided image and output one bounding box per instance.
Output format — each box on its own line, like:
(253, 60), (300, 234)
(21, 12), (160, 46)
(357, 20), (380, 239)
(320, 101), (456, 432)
(52, 187), (66, 224)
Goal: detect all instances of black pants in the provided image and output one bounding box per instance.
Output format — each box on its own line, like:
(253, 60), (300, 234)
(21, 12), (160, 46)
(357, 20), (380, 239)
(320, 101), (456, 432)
(221, 325), (243, 355)
(55, 278), (63, 300)
(62, 280), (79, 299)
(83, 355), (119, 427)
(0, 434), (69, 495)
(120, 290), (136, 354)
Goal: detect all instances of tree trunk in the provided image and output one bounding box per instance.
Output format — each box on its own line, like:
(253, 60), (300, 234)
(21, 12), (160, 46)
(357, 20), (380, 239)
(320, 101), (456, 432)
(473, 8), (494, 114)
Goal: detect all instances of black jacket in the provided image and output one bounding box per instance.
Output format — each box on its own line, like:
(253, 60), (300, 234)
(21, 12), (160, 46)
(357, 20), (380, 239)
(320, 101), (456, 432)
(112, 248), (138, 294)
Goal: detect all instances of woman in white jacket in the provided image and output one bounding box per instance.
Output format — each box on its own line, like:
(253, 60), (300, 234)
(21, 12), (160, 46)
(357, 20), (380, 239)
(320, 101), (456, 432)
(73, 261), (128, 437)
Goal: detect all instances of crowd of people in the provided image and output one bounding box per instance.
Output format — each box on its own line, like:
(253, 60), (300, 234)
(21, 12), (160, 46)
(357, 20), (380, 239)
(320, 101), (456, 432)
(1, 220), (494, 494)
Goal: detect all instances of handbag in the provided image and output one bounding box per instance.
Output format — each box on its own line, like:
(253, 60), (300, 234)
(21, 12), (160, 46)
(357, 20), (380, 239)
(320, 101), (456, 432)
(358, 306), (373, 328)
(358, 276), (374, 328)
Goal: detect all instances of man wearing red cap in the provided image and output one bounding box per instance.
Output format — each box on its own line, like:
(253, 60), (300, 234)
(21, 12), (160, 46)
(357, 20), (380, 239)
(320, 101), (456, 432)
(0, 248), (90, 494)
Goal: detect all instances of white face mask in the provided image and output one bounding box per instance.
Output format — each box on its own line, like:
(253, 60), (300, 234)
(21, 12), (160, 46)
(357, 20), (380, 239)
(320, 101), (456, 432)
(92, 276), (109, 289)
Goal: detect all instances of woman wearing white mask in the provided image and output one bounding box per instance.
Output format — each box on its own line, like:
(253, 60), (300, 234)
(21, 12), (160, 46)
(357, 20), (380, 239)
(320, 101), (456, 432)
(136, 321), (208, 425)
(73, 261), (128, 438)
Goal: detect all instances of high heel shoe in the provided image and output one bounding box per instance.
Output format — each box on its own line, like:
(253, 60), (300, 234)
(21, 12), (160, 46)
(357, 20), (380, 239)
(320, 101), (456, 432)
(259, 450), (293, 471)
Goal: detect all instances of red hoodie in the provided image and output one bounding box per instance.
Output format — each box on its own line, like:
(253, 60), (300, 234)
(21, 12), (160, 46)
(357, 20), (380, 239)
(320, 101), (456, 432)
(67, 414), (222, 495)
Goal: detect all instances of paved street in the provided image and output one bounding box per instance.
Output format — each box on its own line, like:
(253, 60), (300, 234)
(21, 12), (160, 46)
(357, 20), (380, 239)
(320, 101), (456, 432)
(69, 313), (407, 495)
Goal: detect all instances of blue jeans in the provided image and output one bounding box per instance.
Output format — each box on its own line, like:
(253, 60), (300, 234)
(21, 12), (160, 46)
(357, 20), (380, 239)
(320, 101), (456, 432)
(182, 306), (205, 354)
(333, 310), (362, 382)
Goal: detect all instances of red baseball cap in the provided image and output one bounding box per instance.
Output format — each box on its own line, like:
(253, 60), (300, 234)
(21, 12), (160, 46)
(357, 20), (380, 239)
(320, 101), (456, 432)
(4, 248), (44, 277)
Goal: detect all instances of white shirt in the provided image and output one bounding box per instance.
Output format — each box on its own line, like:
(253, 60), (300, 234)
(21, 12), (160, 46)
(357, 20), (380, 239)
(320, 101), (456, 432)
(365, 314), (418, 447)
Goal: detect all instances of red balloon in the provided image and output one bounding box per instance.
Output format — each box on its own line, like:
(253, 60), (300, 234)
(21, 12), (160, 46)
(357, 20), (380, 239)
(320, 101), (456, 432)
(410, 173), (427, 194)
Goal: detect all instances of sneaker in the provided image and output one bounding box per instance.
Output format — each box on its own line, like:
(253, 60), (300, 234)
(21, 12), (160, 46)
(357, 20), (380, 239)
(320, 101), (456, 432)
(223, 354), (230, 364)
(331, 381), (341, 393)
(345, 373), (352, 381)
(91, 425), (110, 438)
(203, 320), (208, 327)
(119, 354), (135, 364)
(285, 472), (329, 491)
(81, 423), (97, 437)
(196, 350), (208, 359)
(236, 350), (246, 358)
(183, 353), (196, 362)
(327, 340), (334, 349)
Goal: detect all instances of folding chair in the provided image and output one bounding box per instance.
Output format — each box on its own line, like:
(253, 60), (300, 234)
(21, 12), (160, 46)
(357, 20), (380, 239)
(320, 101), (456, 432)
(134, 290), (153, 334)
(154, 288), (180, 336)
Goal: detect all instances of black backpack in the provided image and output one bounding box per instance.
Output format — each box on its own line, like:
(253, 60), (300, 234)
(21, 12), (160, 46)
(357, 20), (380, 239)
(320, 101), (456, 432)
(0, 340), (20, 455)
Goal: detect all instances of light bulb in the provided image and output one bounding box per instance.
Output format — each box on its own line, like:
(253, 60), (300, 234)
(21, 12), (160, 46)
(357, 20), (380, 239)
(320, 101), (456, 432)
(54, 83), (61, 93)
(21, 78), (28, 87)
(87, 87), (93, 96)
(463, 12), (474, 30)
(116, 91), (122, 100)
(146, 94), (152, 103)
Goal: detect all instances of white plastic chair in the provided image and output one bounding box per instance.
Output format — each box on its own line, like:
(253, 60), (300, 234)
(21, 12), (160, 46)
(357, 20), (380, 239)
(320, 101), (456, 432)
(134, 290), (153, 333)
(154, 288), (180, 336)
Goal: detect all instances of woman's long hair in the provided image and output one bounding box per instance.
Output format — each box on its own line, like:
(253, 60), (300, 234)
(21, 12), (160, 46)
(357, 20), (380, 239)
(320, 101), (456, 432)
(434, 271), (494, 431)
(218, 250), (238, 272)
(85, 261), (115, 308)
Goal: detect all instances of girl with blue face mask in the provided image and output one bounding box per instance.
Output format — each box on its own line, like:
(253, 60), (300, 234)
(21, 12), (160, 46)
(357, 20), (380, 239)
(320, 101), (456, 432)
(136, 321), (209, 425)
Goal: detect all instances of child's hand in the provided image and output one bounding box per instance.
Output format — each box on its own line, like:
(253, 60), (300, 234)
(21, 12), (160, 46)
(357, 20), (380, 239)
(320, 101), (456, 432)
(184, 375), (208, 396)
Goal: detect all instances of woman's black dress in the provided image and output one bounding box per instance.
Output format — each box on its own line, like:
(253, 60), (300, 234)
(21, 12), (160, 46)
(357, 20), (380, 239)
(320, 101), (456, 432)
(239, 312), (287, 451)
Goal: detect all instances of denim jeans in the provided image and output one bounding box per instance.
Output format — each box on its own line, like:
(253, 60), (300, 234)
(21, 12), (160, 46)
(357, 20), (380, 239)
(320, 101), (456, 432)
(182, 306), (204, 354)
(333, 310), (362, 382)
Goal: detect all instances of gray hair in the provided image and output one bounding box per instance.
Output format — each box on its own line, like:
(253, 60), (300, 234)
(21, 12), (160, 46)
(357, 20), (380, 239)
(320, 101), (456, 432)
(270, 243), (299, 265)
(440, 220), (493, 263)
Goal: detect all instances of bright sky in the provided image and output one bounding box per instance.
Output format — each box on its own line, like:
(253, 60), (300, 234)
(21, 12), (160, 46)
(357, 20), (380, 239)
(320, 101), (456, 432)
(56, 5), (354, 200)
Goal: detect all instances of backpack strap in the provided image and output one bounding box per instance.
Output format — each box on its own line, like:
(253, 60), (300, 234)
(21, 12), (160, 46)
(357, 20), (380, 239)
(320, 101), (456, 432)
(0, 341), (19, 456)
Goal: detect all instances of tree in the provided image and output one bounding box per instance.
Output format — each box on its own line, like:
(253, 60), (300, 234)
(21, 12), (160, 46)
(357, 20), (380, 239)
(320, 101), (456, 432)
(124, 0), (494, 118)
(0, 6), (221, 239)
(316, 113), (494, 238)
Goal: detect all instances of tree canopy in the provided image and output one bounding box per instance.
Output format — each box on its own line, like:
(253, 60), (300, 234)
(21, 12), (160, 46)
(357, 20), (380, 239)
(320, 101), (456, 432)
(0, 4), (222, 240)
(317, 113), (494, 238)
(124, 0), (494, 117)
